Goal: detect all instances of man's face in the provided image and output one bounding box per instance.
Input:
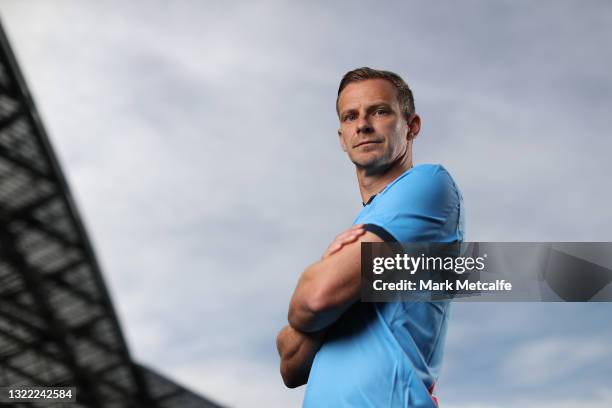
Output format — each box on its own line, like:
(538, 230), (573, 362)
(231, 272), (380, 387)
(337, 79), (413, 174)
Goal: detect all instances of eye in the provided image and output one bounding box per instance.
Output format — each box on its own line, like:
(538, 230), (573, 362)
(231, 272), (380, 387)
(343, 113), (357, 122)
(374, 108), (388, 116)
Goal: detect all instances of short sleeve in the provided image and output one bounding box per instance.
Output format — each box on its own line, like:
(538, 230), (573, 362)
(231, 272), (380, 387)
(357, 164), (464, 243)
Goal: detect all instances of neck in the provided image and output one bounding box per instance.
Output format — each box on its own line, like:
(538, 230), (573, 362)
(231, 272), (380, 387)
(357, 151), (413, 203)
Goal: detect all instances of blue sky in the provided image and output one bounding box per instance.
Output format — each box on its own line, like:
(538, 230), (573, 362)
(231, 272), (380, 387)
(1, 1), (611, 406)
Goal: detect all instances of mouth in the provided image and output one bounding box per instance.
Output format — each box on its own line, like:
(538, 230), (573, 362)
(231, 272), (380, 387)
(354, 140), (381, 148)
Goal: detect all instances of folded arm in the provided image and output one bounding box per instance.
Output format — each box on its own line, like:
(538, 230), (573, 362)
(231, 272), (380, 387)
(277, 225), (370, 388)
(288, 231), (383, 332)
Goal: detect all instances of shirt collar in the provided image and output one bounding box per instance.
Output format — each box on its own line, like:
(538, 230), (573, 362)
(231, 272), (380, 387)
(362, 194), (377, 207)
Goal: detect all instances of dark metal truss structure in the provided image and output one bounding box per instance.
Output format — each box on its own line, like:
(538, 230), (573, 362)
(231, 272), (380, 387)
(0, 21), (222, 408)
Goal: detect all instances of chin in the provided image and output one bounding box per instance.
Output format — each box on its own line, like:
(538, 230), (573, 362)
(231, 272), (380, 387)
(351, 154), (378, 168)
(351, 155), (389, 173)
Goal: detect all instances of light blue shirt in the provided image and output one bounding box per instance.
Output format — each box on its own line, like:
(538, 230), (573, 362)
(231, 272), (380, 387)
(303, 164), (465, 407)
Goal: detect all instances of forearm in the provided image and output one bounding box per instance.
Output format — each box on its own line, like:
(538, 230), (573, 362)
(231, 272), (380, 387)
(288, 256), (361, 332)
(276, 324), (326, 388)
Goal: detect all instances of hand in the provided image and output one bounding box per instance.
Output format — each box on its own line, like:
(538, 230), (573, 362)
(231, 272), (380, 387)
(277, 325), (327, 388)
(321, 224), (365, 259)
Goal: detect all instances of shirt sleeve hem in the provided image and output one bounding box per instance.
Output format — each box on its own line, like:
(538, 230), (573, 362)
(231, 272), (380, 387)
(363, 223), (398, 242)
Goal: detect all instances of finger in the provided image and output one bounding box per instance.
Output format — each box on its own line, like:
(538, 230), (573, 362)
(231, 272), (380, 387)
(322, 243), (342, 259)
(325, 226), (366, 258)
(336, 226), (365, 242)
(332, 231), (353, 245)
(344, 228), (366, 241)
(336, 225), (362, 239)
(348, 224), (365, 233)
(324, 230), (366, 258)
(339, 231), (364, 245)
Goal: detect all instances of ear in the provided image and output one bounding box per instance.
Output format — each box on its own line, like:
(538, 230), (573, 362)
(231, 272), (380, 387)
(338, 129), (348, 152)
(406, 114), (421, 140)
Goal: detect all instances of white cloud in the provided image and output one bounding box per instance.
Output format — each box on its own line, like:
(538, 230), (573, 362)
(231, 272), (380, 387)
(445, 388), (612, 408)
(168, 357), (305, 408)
(500, 337), (612, 386)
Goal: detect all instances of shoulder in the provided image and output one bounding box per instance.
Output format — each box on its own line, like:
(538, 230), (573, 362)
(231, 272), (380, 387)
(393, 164), (456, 189)
(355, 164), (463, 242)
(379, 164), (460, 208)
(354, 163), (464, 242)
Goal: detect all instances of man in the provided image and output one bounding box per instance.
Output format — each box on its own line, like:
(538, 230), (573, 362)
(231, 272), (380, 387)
(276, 67), (464, 407)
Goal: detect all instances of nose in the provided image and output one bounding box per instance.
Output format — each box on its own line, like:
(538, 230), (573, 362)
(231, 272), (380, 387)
(356, 116), (373, 134)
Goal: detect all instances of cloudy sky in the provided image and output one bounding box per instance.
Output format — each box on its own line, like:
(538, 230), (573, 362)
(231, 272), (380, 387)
(2, 1), (611, 406)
